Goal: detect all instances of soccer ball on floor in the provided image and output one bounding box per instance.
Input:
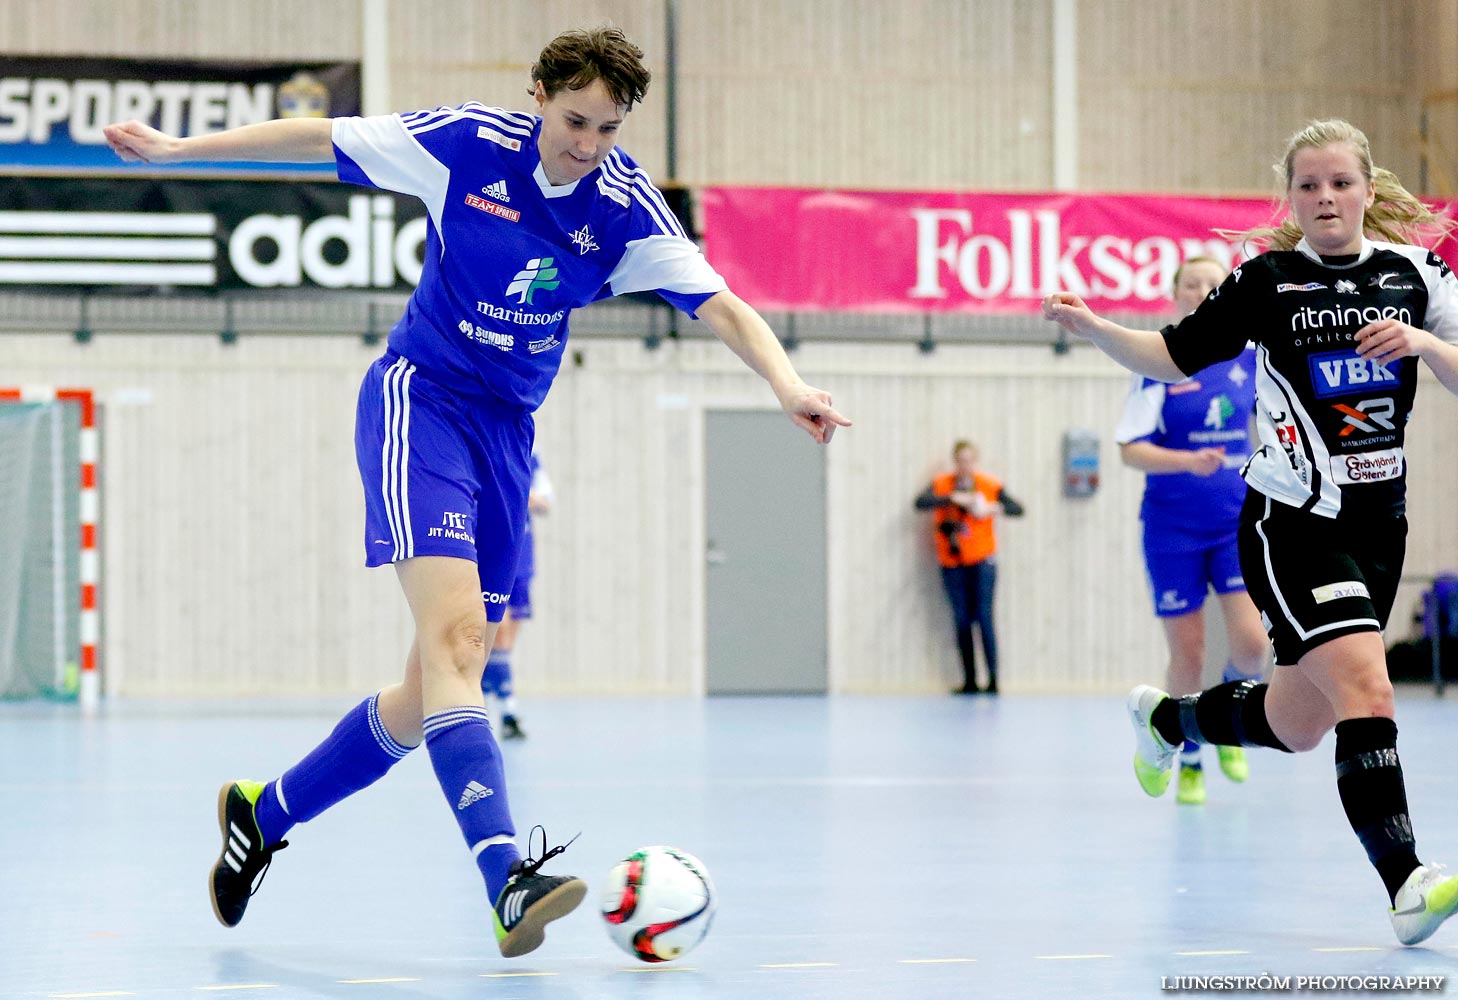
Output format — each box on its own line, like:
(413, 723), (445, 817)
(600, 845), (716, 962)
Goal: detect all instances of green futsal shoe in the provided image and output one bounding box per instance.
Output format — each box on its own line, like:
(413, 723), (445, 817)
(1217, 745), (1250, 783)
(209, 780), (288, 928)
(1176, 764), (1207, 805)
(1391, 864), (1458, 946)
(492, 829), (587, 958)
(1127, 685), (1177, 798)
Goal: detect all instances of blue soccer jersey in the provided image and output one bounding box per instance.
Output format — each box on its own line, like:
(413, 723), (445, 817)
(332, 104), (727, 409)
(1114, 346), (1257, 545)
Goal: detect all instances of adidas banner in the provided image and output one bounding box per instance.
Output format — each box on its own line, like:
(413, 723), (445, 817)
(0, 55), (359, 177)
(700, 186), (1458, 315)
(0, 175), (425, 292)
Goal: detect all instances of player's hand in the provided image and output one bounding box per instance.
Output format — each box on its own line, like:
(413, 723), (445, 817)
(1354, 319), (1435, 366)
(967, 493), (993, 519)
(103, 120), (184, 164)
(1186, 447), (1226, 477)
(1041, 292), (1101, 338)
(776, 382), (851, 444)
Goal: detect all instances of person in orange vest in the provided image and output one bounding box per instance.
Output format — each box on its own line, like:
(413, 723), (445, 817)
(915, 440), (1024, 694)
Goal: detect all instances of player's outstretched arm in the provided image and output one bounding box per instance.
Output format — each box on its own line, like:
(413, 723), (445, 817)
(103, 118), (336, 165)
(696, 290), (851, 444)
(1041, 292), (1185, 382)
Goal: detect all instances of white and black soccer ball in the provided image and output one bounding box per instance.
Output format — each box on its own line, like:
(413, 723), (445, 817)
(600, 846), (716, 962)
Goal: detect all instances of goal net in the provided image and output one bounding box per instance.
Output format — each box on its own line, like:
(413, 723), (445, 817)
(0, 398), (82, 700)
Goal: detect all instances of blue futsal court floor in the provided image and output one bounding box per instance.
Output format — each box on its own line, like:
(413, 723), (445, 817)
(3, 692), (1457, 999)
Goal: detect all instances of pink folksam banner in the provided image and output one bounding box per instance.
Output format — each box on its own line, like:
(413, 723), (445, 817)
(699, 187), (1457, 315)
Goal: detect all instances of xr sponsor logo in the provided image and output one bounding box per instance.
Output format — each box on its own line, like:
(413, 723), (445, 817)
(506, 257), (561, 305)
(1332, 397), (1396, 437)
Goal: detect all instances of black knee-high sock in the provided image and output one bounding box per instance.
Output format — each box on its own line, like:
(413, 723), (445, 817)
(1335, 717), (1421, 904)
(1150, 680), (1293, 752)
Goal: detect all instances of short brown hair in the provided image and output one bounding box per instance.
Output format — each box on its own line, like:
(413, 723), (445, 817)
(531, 27), (651, 111)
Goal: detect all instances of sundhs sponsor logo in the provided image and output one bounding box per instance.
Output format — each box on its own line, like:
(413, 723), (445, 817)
(909, 208), (1242, 303)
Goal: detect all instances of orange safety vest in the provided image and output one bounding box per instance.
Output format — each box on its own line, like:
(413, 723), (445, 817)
(929, 470), (1002, 568)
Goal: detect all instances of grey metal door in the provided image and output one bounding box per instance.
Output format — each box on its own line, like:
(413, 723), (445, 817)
(705, 410), (827, 694)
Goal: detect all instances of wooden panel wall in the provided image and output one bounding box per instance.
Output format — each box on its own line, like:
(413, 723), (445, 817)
(5, 331), (1455, 697)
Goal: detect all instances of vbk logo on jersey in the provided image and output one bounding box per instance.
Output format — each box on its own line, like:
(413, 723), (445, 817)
(1308, 350), (1398, 398)
(506, 257), (560, 305)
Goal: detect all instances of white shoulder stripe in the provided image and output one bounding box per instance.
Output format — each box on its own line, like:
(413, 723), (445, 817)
(595, 176), (631, 208)
(401, 105), (535, 140)
(602, 153), (686, 237)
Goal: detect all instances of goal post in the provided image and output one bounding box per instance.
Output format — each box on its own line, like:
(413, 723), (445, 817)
(0, 387), (99, 710)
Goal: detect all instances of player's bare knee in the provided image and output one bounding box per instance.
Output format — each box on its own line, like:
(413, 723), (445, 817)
(1344, 671), (1395, 719)
(423, 612), (490, 679)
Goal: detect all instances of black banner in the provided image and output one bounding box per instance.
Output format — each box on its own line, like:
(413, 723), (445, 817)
(0, 175), (425, 291)
(0, 56), (359, 175)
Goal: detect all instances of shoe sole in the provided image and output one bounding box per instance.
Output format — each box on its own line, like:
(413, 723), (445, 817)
(209, 781), (236, 928)
(498, 878), (588, 958)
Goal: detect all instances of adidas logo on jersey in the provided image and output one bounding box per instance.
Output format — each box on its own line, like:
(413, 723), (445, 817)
(457, 780), (495, 810)
(482, 181), (510, 203)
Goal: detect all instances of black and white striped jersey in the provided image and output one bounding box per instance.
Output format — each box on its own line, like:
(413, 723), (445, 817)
(1162, 237), (1458, 518)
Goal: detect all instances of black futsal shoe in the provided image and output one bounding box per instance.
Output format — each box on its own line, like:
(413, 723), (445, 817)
(492, 828), (586, 957)
(209, 780), (288, 927)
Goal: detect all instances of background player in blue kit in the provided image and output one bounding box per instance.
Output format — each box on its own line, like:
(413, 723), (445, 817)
(1045, 120), (1458, 945)
(1114, 257), (1270, 805)
(105, 27), (849, 958)
(482, 447), (553, 739)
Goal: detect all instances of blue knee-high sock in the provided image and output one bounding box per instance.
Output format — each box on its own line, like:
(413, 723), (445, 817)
(482, 649), (512, 700)
(254, 693), (414, 847)
(423, 706), (520, 899)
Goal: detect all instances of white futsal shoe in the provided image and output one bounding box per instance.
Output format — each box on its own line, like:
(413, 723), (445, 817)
(1391, 864), (1458, 946)
(1127, 685), (1177, 798)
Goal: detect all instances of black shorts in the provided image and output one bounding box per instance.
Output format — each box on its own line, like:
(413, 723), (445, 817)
(1237, 491), (1406, 665)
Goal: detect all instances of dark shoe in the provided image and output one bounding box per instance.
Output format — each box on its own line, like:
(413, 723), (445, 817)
(209, 780), (287, 927)
(501, 714), (527, 740)
(492, 828), (586, 957)
(953, 684), (981, 695)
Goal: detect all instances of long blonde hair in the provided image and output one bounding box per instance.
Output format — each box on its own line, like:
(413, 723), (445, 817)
(1231, 120), (1454, 251)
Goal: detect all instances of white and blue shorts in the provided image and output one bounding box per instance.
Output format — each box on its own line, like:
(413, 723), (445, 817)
(355, 352), (533, 622)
